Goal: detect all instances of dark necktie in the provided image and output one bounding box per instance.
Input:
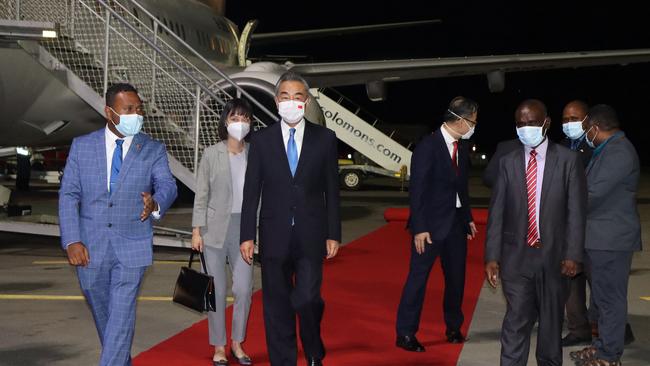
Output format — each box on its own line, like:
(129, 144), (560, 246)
(110, 139), (124, 194)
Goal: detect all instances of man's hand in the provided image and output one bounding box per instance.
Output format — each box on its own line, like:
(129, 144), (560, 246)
(66, 242), (90, 266)
(326, 240), (340, 259)
(467, 221), (478, 240)
(561, 260), (579, 277)
(140, 192), (157, 221)
(414, 232), (432, 255)
(485, 261), (500, 288)
(240, 240), (255, 265)
(191, 229), (203, 252)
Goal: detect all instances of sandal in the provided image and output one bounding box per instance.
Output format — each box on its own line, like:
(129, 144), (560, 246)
(213, 350), (229, 366)
(570, 346), (596, 363)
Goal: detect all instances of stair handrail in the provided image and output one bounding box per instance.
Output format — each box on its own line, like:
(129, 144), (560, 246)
(111, 0), (277, 124)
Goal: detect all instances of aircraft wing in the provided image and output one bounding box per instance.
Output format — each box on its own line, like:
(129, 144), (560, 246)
(288, 49), (650, 90)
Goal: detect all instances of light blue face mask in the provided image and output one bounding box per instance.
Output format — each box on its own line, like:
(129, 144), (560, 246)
(109, 107), (144, 137)
(562, 121), (585, 140)
(516, 125), (546, 147)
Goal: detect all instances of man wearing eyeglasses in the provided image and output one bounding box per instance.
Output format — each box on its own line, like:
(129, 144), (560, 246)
(396, 96), (479, 353)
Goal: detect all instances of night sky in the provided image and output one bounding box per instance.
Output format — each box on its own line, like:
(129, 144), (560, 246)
(225, 1), (650, 165)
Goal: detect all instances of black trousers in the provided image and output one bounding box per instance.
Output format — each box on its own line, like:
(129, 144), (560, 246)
(396, 210), (467, 336)
(588, 250), (633, 362)
(500, 264), (568, 366)
(261, 227), (325, 366)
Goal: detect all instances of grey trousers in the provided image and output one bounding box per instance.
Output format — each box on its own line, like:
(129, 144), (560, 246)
(203, 213), (254, 347)
(500, 267), (568, 366)
(587, 249), (633, 362)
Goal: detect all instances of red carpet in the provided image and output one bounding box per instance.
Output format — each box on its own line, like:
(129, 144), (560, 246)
(135, 209), (487, 366)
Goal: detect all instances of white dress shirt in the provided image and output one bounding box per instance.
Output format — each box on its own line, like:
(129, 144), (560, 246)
(440, 126), (462, 208)
(280, 118), (305, 158)
(524, 138), (548, 237)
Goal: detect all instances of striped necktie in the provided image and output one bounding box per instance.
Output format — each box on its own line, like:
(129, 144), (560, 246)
(526, 149), (540, 247)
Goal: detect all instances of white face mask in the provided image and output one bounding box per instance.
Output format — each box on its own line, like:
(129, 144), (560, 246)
(227, 121), (250, 141)
(278, 100), (305, 124)
(109, 107), (144, 137)
(460, 120), (475, 139)
(562, 121), (585, 140)
(517, 125), (547, 147)
(446, 109), (476, 139)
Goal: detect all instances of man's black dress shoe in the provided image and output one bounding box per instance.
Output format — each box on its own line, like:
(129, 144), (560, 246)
(396, 335), (425, 352)
(562, 333), (592, 347)
(445, 330), (466, 344)
(306, 357), (322, 366)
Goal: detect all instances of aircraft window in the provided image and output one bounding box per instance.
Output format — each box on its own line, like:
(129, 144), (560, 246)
(210, 37), (216, 51)
(181, 24), (186, 40)
(132, 8), (139, 20)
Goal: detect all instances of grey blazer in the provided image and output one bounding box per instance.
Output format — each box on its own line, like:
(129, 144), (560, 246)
(485, 141), (587, 278)
(585, 133), (642, 251)
(192, 141), (248, 248)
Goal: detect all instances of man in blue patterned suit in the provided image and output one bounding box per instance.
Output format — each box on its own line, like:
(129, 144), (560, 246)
(59, 83), (177, 365)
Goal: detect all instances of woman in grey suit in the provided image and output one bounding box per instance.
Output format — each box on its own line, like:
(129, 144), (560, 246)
(192, 98), (254, 366)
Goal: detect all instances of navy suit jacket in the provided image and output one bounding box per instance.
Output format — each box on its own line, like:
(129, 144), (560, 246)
(240, 121), (341, 260)
(408, 130), (473, 240)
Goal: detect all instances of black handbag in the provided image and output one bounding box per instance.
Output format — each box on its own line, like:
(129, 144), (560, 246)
(172, 251), (216, 312)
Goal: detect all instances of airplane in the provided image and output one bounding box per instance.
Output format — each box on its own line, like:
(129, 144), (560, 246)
(2, 0), (650, 148)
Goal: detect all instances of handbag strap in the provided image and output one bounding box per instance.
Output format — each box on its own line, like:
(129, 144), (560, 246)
(188, 250), (210, 275)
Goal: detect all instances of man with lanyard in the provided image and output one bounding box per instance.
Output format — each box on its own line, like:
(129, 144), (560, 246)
(570, 105), (641, 366)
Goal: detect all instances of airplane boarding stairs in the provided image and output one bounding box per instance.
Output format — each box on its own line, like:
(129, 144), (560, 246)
(1, 0), (276, 190)
(311, 87), (414, 190)
(0, 0), (277, 245)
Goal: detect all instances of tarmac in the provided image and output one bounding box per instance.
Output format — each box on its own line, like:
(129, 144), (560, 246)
(0, 169), (648, 365)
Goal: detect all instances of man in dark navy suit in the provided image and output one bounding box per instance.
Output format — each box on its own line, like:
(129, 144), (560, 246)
(240, 71), (341, 366)
(396, 97), (479, 352)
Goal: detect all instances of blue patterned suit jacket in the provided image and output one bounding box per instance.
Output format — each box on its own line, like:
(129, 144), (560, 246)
(59, 128), (177, 268)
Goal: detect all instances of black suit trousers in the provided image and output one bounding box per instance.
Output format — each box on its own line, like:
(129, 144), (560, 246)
(261, 226), (325, 366)
(500, 262), (569, 366)
(396, 209), (467, 336)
